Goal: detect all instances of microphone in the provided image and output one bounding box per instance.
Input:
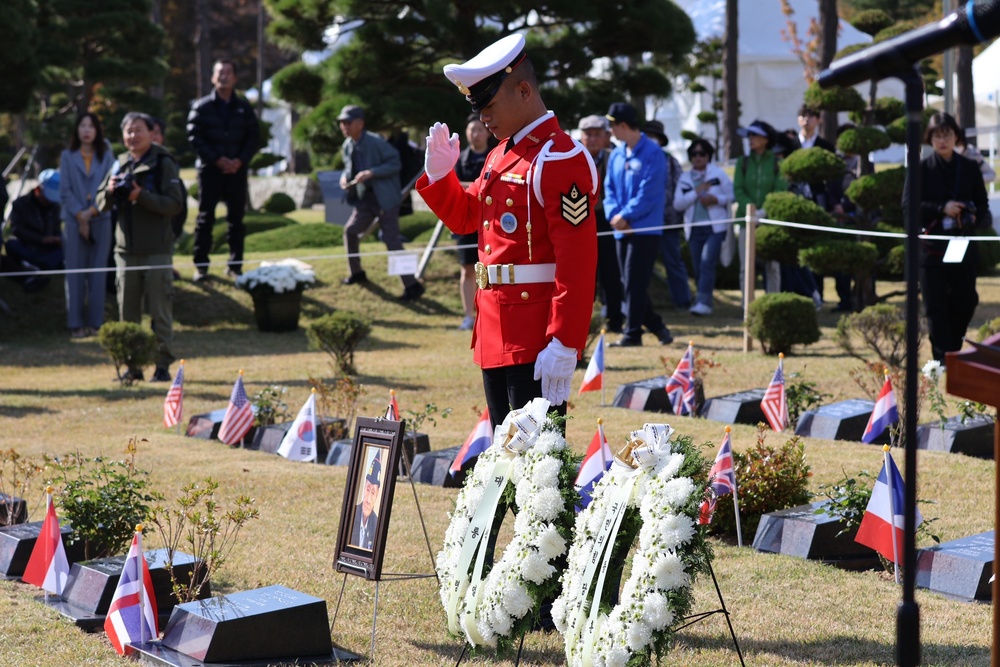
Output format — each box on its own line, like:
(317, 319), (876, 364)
(818, 0), (1000, 89)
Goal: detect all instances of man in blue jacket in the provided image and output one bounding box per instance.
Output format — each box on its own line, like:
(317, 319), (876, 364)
(603, 102), (673, 347)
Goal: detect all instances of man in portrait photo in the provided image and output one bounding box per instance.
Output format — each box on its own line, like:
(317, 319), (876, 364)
(350, 450), (382, 550)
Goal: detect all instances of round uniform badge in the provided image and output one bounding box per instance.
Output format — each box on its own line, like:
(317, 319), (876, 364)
(500, 212), (518, 234)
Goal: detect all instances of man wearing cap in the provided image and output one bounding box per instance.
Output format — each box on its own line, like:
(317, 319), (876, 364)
(578, 114), (623, 333)
(338, 104), (424, 301)
(187, 58), (260, 281)
(5, 169), (64, 292)
(350, 452), (382, 550)
(416, 34), (597, 428)
(604, 102), (674, 347)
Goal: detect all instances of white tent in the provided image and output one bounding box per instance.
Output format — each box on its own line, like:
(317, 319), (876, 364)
(657, 0), (905, 158)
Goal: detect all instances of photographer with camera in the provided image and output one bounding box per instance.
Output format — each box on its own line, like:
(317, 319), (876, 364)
(904, 112), (991, 362)
(97, 112), (185, 382)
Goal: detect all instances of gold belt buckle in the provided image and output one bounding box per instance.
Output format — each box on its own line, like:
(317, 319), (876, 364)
(474, 262), (489, 289)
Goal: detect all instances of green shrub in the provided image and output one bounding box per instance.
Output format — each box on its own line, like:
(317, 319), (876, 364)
(763, 191), (835, 228)
(780, 147), (846, 184)
(98, 321), (157, 386)
(978, 317), (1000, 342)
(834, 303), (911, 368)
(804, 81), (865, 113)
(680, 130), (699, 143)
(785, 372), (830, 425)
(45, 438), (155, 559)
(874, 22), (914, 43)
(249, 152), (284, 172)
(881, 244), (906, 279)
(176, 211), (295, 255)
(262, 192), (296, 214)
(251, 385), (290, 427)
(756, 225), (801, 264)
(711, 428), (812, 538)
(845, 167), (905, 213)
(837, 127), (892, 155)
(188, 181), (199, 200)
(850, 9), (893, 36)
(799, 240), (878, 275)
(747, 293), (821, 355)
(833, 43), (866, 61)
(307, 311), (372, 375)
(849, 97), (905, 127)
(270, 61), (324, 107)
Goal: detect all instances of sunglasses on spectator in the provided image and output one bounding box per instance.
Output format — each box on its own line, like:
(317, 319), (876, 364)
(689, 151), (708, 157)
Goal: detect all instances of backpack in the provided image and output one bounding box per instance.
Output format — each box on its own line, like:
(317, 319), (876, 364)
(154, 152), (188, 238)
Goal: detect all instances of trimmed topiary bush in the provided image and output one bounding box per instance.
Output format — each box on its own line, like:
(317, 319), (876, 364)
(880, 244), (906, 279)
(804, 82), (865, 113)
(756, 225), (801, 264)
(837, 126), (892, 155)
(763, 191), (835, 228)
(850, 9), (893, 36)
(747, 293), (821, 355)
(271, 61), (324, 107)
(800, 240), (878, 275)
(780, 147), (846, 184)
(98, 321), (157, 386)
(262, 192), (296, 214)
(845, 167), (905, 218)
(307, 311), (372, 375)
(849, 97), (905, 127)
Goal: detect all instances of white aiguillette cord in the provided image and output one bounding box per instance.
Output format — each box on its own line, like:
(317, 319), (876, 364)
(445, 399), (550, 642)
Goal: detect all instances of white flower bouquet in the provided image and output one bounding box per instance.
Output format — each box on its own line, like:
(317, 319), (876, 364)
(236, 259), (316, 294)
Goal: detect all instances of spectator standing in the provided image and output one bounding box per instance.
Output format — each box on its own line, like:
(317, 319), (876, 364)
(60, 113), (115, 337)
(187, 58), (259, 281)
(904, 112), (990, 361)
(673, 138), (734, 316)
(604, 102), (673, 348)
(644, 120), (692, 311)
(97, 112), (185, 382)
(453, 114), (495, 330)
(956, 127), (997, 183)
(338, 104), (424, 301)
(416, 34), (598, 427)
(796, 105), (835, 152)
(5, 169), (63, 292)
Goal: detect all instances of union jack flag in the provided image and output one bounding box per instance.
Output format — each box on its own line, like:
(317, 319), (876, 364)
(760, 355), (789, 432)
(664, 343), (696, 416)
(163, 362), (184, 428)
(218, 373), (253, 445)
(699, 429), (737, 525)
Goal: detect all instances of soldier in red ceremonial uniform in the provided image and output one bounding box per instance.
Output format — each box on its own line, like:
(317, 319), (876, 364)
(417, 34), (598, 428)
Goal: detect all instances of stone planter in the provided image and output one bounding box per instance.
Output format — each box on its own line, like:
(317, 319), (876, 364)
(250, 290), (303, 332)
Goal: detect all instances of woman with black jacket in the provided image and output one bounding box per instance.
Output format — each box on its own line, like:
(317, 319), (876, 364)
(904, 112), (991, 361)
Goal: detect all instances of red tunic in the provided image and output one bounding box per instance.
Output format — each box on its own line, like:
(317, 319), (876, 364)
(417, 116), (598, 369)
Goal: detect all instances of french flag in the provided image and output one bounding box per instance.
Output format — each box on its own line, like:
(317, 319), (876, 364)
(388, 389), (400, 421)
(21, 493), (70, 596)
(862, 374), (899, 444)
(449, 409), (492, 476)
(578, 334), (604, 394)
(104, 531), (158, 655)
(854, 450), (922, 565)
(574, 421), (613, 509)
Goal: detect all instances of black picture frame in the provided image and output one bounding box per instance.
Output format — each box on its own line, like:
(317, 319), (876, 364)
(334, 416), (404, 581)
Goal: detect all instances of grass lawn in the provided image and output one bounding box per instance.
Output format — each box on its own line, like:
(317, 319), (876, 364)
(0, 212), (996, 666)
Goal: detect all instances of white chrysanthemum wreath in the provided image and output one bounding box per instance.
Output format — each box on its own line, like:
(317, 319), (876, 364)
(437, 398), (579, 652)
(552, 423), (711, 667)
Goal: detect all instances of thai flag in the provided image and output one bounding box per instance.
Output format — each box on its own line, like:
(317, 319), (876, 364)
(21, 495), (70, 596)
(277, 392), (318, 462)
(578, 334), (604, 394)
(218, 372), (254, 445)
(698, 429), (737, 525)
(104, 531), (158, 655)
(664, 342), (696, 416)
(862, 375), (899, 444)
(854, 452), (922, 565)
(760, 355), (788, 432)
(163, 362), (184, 428)
(574, 422), (613, 509)
(449, 409), (491, 476)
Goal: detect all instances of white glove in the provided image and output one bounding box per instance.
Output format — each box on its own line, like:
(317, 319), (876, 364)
(424, 122), (460, 183)
(533, 337), (578, 406)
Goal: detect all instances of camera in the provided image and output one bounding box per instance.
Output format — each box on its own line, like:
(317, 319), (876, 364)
(112, 172), (134, 204)
(959, 201), (976, 229)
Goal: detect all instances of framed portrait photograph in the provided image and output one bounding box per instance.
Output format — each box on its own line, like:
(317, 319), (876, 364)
(334, 416), (404, 581)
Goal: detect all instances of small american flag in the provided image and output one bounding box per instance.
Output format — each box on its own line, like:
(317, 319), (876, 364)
(218, 373), (254, 445)
(699, 429), (737, 525)
(664, 343), (696, 416)
(163, 363), (184, 428)
(760, 355), (789, 432)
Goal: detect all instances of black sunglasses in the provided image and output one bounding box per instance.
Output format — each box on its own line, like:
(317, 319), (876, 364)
(689, 151), (708, 157)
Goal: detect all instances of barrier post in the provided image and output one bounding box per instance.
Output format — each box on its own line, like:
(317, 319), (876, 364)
(742, 205), (757, 353)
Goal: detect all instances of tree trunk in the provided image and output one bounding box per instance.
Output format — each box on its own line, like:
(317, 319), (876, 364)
(194, 0), (212, 97)
(818, 0), (839, 145)
(723, 0), (743, 160)
(956, 45), (976, 142)
(149, 0), (165, 101)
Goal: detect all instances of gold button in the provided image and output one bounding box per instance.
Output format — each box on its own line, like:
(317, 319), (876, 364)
(485, 196), (493, 205)
(506, 198), (514, 207)
(485, 244), (492, 255)
(478, 193), (482, 201)
(483, 221), (490, 230)
(521, 291), (529, 300)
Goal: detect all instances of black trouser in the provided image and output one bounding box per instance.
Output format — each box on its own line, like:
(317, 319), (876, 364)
(482, 362), (566, 431)
(617, 235), (667, 341)
(919, 258), (979, 361)
(193, 166), (248, 273)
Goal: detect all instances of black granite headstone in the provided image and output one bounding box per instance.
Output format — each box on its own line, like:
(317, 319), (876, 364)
(409, 446), (467, 488)
(916, 531), (994, 602)
(794, 399), (885, 443)
(0, 493), (27, 525)
(916, 415), (996, 459)
(752, 501), (881, 570)
(53, 549), (210, 630)
(246, 422), (292, 454)
(185, 409), (227, 440)
(325, 432), (429, 476)
(701, 388), (768, 426)
(324, 439), (353, 467)
(612, 377), (674, 414)
(0, 520), (84, 578)
(159, 585), (333, 663)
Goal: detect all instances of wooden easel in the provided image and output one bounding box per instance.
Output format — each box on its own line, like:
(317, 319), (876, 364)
(945, 332), (1000, 667)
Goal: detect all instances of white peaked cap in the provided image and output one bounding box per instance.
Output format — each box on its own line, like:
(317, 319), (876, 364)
(443, 34), (527, 112)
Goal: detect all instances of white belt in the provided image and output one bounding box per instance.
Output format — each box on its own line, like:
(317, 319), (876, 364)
(474, 262), (556, 289)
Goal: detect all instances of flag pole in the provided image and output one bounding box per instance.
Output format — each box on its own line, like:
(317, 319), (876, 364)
(599, 330), (606, 407)
(883, 445), (900, 585)
(43, 487), (52, 605)
(597, 418), (607, 470)
(136, 524), (146, 645)
(727, 427), (744, 548)
(175, 360), (185, 436)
